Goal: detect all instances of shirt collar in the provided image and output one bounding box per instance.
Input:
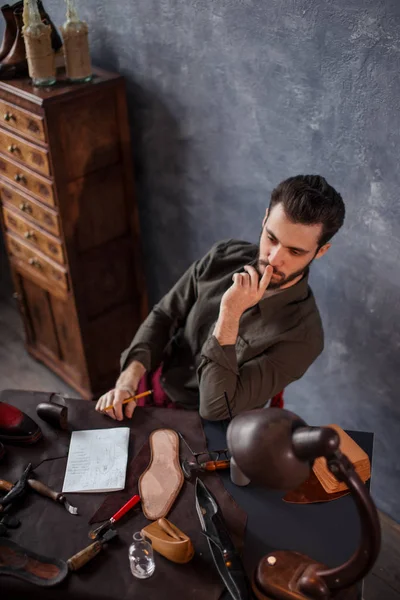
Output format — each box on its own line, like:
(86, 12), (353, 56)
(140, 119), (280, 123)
(258, 270), (310, 320)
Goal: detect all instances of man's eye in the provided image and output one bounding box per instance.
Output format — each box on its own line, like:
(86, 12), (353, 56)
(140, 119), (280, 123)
(290, 250), (301, 256)
(267, 235), (276, 243)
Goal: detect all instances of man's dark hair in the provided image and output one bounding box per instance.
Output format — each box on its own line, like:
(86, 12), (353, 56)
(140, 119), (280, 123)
(269, 175), (345, 247)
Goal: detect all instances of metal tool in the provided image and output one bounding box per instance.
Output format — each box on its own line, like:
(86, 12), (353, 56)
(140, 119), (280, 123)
(178, 432), (231, 479)
(0, 463), (32, 512)
(0, 469), (78, 515)
(67, 528), (118, 571)
(195, 478), (251, 600)
(181, 458), (231, 480)
(89, 493), (141, 540)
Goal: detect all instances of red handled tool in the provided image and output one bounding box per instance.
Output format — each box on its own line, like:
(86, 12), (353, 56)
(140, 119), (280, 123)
(89, 494), (141, 540)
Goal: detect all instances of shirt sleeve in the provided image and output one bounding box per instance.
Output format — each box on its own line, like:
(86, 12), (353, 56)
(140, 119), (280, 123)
(120, 248), (215, 373)
(197, 334), (323, 421)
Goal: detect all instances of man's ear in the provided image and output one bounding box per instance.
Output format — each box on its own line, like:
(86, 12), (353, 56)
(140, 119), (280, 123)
(262, 208), (269, 228)
(315, 243), (331, 259)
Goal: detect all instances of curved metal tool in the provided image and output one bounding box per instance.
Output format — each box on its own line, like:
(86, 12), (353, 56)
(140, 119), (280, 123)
(27, 479), (78, 515)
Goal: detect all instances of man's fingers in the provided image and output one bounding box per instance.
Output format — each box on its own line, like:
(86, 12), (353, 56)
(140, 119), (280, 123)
(113, 389), (128, 421)
(95, 390), (116, 420)
(243, 265), (259, 290)
(232, 273), (243, 286)
(259, 265), (274, 293)
(124, 399), (137, 419)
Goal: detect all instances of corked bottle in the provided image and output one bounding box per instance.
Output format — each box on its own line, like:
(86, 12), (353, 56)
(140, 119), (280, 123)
(22, 0), (56, 86)
(61, 0), (92, 83)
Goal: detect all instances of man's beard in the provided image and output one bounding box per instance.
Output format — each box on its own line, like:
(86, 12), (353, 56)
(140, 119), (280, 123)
(251, 250), (317, 290)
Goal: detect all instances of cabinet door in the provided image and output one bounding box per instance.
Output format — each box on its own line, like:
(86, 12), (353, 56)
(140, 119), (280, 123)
(18, 275), (60, 361)
(49, 294), (89, 390)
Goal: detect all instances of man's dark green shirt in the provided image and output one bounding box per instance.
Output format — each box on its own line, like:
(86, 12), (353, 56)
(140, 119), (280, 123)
(121, 240), (324, 420)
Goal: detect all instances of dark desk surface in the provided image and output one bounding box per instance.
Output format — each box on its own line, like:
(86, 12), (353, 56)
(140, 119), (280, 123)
(0, 390), (374, 600)
(204, 420), (374, 599)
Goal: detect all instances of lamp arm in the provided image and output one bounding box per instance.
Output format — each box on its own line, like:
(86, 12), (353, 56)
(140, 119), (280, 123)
(315, 450), (381, 591)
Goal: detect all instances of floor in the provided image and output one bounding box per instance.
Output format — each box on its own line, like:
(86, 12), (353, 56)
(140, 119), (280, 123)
(0, 282), (399, 599)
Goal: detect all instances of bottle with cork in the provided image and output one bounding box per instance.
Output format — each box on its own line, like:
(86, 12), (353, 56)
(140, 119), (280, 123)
(22, 0), (56, 86)
(61, 0), (92, 83)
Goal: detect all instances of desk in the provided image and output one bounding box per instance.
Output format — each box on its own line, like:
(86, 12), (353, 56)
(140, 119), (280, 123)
(204, 421), (373, 599)
(0, 390), (373, 600)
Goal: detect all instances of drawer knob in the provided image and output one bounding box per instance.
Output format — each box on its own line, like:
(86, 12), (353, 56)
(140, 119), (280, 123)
(4, 112), (15, 122)
(14, 173), (26, 184)
(24, 230), (35, 240)
(19, 201), (32, 213)
(7, 144), (18, 153)
(28, 257), (41, 269)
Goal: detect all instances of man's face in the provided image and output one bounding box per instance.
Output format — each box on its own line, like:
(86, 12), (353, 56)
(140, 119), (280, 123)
(257, 203), (330, 290)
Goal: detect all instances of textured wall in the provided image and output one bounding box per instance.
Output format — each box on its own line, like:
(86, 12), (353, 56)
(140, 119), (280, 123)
(1, 0), (400, 519)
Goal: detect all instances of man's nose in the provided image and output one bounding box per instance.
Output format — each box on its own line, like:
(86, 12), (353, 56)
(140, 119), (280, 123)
(268, 246), (284, 267)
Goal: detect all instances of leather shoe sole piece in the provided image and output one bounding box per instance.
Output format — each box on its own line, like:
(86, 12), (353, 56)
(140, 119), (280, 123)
(139, 429), (184, 520)
(0, 402), (42, 445)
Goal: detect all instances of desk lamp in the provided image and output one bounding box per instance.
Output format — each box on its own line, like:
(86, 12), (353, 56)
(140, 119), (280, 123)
(226, 408), (381, 600)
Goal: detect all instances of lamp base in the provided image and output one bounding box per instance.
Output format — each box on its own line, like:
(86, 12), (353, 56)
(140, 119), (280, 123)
(252, 551), (358, 600)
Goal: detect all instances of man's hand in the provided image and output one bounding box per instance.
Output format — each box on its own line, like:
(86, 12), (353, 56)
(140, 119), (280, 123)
(95, 360), (146, 421)
(213, 265), (273, 346)
(220, 264), (273, 318)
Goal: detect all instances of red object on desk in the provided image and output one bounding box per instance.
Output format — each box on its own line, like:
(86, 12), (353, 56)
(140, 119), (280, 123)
(112, 494), (141, 522)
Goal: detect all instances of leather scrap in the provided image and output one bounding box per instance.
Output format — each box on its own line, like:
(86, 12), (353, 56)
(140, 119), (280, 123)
(283, 470), (349, 504)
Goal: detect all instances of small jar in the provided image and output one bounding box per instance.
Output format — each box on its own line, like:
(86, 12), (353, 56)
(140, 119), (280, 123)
(128, 532), (155, 579)
(22, 0), (56, 87)
(61, 0), (92, 83)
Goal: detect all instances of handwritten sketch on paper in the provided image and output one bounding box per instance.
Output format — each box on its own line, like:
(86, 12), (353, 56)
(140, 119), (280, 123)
(62, 428), (130, 493)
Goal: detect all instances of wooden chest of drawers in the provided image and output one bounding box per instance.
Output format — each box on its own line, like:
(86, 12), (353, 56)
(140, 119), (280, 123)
(0, 68), (147, 399)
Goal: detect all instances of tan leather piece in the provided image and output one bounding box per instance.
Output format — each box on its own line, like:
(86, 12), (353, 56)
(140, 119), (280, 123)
(139, 429), (184, 520)
(141, 518), (194, 563)
(313, 424), (371, 494)
(283, 470), (349, 504)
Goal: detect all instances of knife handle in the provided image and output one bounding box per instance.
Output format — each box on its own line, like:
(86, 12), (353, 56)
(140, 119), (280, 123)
(201, 460), (231, 471)
(28, 479), (61, 501)
(67, 541), (103, 571)
(112, 494), (141, 522)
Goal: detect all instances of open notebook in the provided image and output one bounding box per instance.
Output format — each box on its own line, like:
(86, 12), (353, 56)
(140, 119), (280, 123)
(62, 428), (130, 493)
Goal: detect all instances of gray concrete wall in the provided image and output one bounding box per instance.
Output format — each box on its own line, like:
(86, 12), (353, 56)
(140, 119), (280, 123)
(0, 0), (399, 520)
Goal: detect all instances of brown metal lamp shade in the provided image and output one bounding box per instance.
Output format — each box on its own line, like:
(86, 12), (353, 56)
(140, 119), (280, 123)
(226, 408), (381, 600)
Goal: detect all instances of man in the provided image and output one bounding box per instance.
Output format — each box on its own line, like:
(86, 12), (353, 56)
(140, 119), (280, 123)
(96, 174), (345, 421)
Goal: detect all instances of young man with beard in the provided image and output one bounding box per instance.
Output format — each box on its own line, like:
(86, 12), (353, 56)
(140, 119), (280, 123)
(96, 174), (345, 421)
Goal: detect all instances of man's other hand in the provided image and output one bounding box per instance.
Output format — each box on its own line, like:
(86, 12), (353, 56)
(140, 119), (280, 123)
(95, 360), (146, 420)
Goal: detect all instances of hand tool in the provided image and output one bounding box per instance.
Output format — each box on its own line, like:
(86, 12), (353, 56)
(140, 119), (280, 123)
(181, 458), (231, 480)
(0, 463), (32, 512)
(67, 528), (118, 571)
(0, 470), (78, 515)
(89, 493), (141, 540)
(195, 478), (251, 600)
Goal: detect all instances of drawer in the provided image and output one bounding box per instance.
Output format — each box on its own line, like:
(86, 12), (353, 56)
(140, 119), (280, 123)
(3, 205), (64, 265)
(6, 231), (68, 292)
(0, 181), (60, 236)
(0, 153), (55, 206)
(0, 99), (46, 143)
(0, 128), (50, 176)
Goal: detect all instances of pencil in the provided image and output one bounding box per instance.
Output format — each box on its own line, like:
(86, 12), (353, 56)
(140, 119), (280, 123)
(104, 390), (153, 411)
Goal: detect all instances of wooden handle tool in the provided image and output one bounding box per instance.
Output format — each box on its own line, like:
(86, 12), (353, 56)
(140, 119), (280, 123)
(67, 529), (117, 571)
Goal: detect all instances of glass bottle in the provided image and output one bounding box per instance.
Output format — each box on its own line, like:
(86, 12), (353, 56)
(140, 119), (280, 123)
(22, 0), (56, 87)
(128, 532), (155, 579)
(61, 0), (92, 83)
